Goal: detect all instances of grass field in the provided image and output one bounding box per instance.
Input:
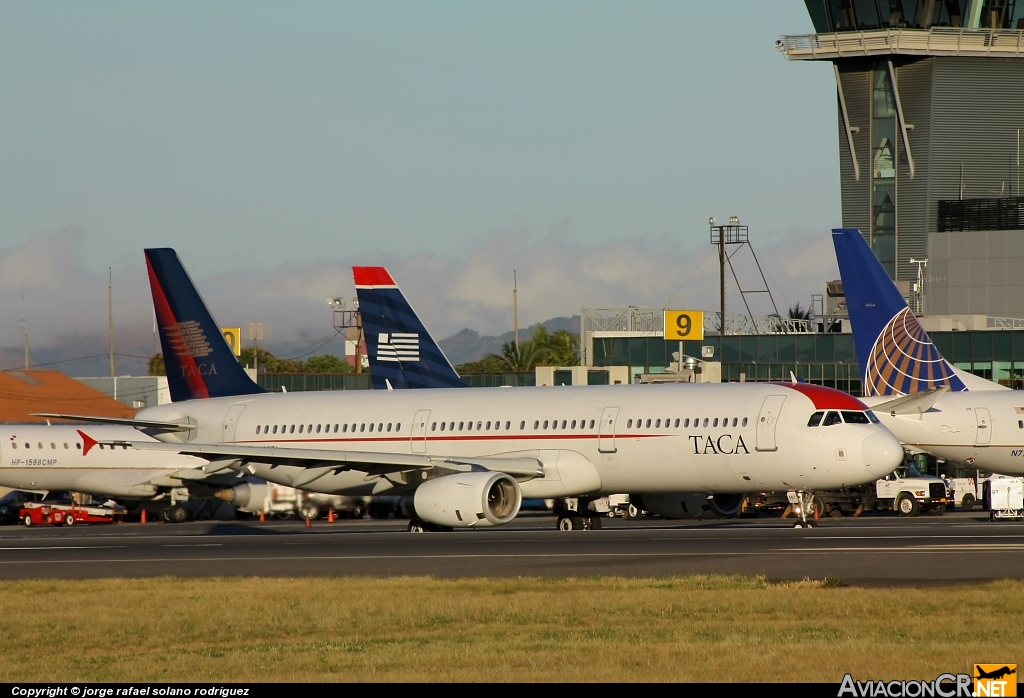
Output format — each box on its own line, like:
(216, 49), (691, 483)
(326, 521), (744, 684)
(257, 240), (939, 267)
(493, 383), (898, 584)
(0, 575), (1020, 682)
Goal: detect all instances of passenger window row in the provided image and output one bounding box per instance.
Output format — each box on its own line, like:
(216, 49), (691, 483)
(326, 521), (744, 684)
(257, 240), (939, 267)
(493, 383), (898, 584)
(11, 442), (76, 450)
(431, 420), (524, 432)
(625, 417), (749, 429)
(256, 422), (401, 435)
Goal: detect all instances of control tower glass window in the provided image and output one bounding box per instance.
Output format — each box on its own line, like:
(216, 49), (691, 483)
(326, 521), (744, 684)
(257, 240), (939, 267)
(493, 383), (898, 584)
(871, 66), (897, 279)
(805, 0), (980, 31)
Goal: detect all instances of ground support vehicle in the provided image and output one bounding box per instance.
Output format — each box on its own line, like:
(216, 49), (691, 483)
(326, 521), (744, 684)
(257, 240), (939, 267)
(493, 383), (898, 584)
(794, 465), (948, 518)
(20, 501), (125, 526)
(948, 477), (981, 510)
(603, 494), (633, 518)
(261, 485), (364, 520)
(988, 477), (1024, 521)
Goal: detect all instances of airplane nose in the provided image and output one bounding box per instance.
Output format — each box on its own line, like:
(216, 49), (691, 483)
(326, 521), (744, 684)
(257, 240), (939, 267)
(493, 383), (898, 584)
(861, 430), (903, 477)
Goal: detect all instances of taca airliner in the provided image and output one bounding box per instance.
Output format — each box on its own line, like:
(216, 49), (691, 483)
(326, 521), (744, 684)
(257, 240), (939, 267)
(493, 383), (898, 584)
(43, 249), (903, 531)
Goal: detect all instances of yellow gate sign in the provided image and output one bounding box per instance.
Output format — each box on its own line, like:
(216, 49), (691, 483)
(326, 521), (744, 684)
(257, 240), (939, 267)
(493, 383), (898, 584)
(221, 327), (242, 356)
(664, 311), (704, 341)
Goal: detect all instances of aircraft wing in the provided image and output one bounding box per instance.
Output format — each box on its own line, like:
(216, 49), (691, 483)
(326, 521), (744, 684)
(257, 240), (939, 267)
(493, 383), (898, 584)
(33, 413), (196, 432)
(100, 440), (544, 482)
(872, 387), (949, 416)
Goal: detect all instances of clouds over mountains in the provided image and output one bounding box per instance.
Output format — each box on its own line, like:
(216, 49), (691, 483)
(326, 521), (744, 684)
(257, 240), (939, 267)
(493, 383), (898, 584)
(1, 225), (838, 375)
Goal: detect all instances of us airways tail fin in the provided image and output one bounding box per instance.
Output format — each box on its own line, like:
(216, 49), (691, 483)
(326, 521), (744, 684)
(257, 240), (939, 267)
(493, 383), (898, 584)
(353, 267), (467, 389)
(145, 249), (266, 401)
(831, 228), (1003, 395)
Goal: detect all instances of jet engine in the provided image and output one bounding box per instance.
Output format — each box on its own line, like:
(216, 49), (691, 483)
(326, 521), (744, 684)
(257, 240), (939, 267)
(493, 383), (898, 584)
(629, 493), (708, 519)
(215, 482), (268, 513)
(403, 471), (521, 528)
(707, 493), (745, 517)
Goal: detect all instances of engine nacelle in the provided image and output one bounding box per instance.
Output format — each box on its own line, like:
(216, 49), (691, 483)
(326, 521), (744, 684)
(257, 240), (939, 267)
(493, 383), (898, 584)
(630, 493), (708, 519)
(707, 492), (745, 518)
(215, 482), (268, 513)
(403, 471), (521, 528)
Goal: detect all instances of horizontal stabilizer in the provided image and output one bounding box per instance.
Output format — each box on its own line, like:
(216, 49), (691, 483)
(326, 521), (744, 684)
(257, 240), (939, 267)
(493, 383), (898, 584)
(33, 413), (196, 431)
(872, 387), (949, 416)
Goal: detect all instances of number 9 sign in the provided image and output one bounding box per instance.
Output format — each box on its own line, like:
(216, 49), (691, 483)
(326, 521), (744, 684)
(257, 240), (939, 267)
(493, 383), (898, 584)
(664, 311), (704, 340)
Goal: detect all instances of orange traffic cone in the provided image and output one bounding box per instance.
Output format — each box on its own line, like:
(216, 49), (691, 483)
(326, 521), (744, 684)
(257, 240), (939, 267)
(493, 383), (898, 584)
(259, 510), (266, 523)
(141, 509), (148, 525)
(328, 509), (335, 523)
(305, 514), (312, 528)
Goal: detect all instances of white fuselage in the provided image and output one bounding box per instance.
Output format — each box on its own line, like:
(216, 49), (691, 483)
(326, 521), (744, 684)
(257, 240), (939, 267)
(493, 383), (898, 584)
(0, 424), (206, 498)
(863, 391), (1024, 475)
(137, 383), (903, 497)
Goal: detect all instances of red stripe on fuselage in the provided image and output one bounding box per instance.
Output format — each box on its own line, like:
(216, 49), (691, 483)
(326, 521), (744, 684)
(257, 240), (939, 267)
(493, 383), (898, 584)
(776, 383), (866, 411)
(239, 433), (682, 446)
(146, 254), (210, 399)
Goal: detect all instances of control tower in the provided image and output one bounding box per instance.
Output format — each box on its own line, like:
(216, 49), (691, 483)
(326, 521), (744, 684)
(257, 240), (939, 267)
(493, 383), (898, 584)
(778, 2), (1024, 317)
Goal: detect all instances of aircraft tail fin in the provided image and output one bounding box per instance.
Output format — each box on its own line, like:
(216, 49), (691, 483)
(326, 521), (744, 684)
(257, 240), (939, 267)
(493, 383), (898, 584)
(830, 228), (981, 396)
(145, 248), (266, 401)
(354, 267), (468, 389)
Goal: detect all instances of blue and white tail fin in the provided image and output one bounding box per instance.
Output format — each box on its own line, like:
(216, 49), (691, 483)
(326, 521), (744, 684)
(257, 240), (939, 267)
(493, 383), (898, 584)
(354, 267), (468, 389)
(146, 248), (266, 402)
(831, 228), (1004, 395)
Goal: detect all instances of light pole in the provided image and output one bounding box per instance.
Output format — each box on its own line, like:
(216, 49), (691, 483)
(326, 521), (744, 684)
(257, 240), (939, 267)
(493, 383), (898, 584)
(909, 257), (928, 316)
(248, 323), (264, 374)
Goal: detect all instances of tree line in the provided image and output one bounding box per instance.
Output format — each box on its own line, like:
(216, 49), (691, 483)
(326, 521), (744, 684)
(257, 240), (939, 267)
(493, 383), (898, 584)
(455, 327), (580, 373)
(148, 348), (353, 376)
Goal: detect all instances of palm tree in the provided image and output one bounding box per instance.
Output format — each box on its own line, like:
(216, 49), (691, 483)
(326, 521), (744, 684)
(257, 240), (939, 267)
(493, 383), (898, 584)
(788, 303), (813, 321)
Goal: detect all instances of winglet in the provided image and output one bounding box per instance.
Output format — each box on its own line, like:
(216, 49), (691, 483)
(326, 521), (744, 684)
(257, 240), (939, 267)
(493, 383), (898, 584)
(872, 387), (950, 416)
(77, 429), (98, 456)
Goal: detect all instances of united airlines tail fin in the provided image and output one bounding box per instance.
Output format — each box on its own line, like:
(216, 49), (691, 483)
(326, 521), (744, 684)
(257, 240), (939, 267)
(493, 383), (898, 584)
(831, 228), (1003, 395)
(145, 249), (266, 402)
(354, 267), (468, 389)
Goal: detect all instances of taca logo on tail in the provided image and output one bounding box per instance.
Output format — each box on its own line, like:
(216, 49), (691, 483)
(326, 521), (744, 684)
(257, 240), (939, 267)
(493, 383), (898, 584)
(166, 320), (214, 360)
(145, 248), (265, 402)
(864, 307), (965, 396)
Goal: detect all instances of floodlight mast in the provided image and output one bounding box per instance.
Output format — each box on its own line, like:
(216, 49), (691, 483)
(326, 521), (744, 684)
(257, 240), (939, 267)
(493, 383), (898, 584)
(330, 296), (363, 373)
(708, 216), (781, 336)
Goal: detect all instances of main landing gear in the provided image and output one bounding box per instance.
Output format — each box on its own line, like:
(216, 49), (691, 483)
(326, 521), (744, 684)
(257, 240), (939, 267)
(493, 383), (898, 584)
(407, 520), (452, 533)
(556, 498), (603, 531)
(791, 491), (819, 529)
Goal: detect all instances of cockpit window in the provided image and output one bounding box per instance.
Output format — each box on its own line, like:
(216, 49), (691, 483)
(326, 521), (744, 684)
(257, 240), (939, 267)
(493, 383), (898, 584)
(841, 411), (871, 424)
(821, 411), (843, 426)
(807, 411), (824, 427)
(866, 410), (879, 424)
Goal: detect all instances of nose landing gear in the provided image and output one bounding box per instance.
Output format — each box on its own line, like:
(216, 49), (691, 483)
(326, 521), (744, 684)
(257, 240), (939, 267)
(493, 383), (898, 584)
(790, 491), (819, 529)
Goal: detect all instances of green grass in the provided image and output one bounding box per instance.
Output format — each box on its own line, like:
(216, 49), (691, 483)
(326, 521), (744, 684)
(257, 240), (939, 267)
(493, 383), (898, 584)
(0, 575), (1019, 682)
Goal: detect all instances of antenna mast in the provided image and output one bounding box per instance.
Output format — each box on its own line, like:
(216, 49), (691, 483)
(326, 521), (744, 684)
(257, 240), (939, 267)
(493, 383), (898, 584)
(21, 289), (29, 370)
(108, 267), (116, 377)
(513, 270), (520, 352)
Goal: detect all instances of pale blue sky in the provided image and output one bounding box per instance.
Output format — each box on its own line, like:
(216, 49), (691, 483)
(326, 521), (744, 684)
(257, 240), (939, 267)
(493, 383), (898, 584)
(1, 1), (832, 279)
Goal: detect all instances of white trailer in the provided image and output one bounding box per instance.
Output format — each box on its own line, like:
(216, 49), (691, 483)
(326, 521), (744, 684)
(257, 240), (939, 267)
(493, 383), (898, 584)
(988, 477), (1024, 521)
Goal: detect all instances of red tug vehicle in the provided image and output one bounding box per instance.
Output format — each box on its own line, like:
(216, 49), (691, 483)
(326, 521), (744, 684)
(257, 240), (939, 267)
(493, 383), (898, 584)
(20, 501), (126, 527)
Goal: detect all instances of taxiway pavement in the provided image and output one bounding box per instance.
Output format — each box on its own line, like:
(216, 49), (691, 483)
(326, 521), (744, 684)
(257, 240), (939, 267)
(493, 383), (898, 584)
(0, 511), (1021, 584)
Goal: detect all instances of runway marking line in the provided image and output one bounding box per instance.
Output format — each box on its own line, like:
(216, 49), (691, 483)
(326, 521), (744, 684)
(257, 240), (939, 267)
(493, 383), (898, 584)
(4, 548), (1024, 565)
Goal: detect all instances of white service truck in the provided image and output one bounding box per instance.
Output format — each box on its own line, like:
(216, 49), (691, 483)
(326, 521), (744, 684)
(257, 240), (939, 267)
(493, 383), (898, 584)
(785, 464), (948, 518)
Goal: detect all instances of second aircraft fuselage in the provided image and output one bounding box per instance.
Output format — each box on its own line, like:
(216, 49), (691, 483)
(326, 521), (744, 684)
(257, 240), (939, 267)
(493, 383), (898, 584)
(864, 391), (1024, 475)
